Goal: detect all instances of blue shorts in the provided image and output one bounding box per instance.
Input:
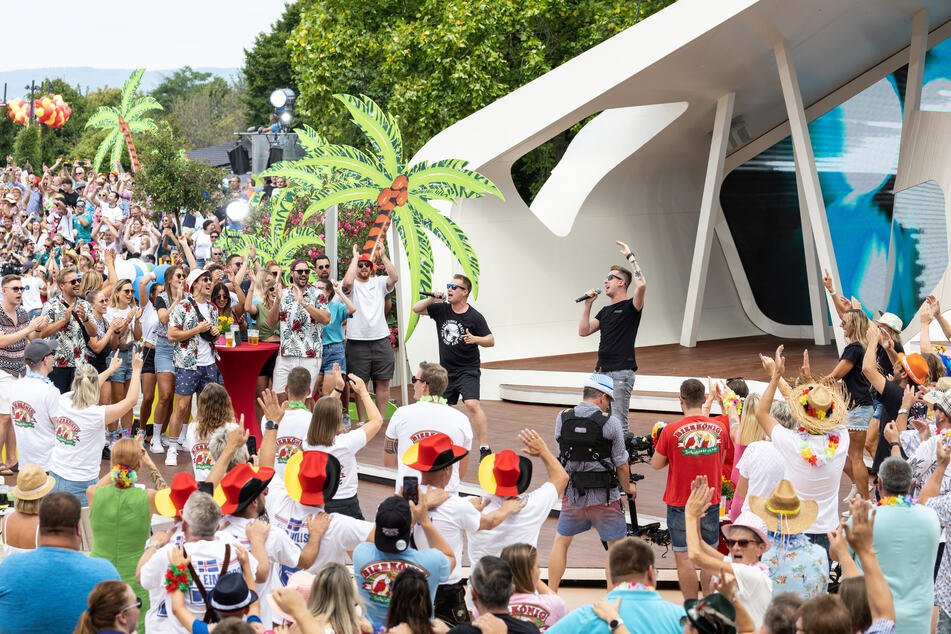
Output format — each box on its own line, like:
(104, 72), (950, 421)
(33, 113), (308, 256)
(51, 472), (98, 507)
(155, 337), (175, 374)
(556, 498), (627, 541)
(107, 348), (133, 383)
(174, 364), (222, 397)
(846, 405), (874, 432)
(320, 341), (346, 375)
(667, 504), (720, 552)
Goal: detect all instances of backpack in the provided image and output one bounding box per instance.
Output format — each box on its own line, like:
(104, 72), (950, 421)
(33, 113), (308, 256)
(557, 408), (618, 500)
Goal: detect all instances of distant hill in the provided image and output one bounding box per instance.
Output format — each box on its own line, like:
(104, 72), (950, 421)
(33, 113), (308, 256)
(0, 67), (239, 99)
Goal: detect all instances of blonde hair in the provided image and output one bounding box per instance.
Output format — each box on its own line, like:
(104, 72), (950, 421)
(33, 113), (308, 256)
(307, 396), (343, 446)
(78, 270), (102, 297)
(307, 563), (363, 634)
(110, 438), (141, 471)
(71, 364), (101, 410)
(109, 278), (133, 308)
(843, 309), (870, 348)
(196, 384), (235, 441)
(737, 394), (766, 446)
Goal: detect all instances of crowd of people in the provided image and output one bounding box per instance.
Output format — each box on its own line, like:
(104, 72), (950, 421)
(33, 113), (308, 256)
(0, 153), (945, 634)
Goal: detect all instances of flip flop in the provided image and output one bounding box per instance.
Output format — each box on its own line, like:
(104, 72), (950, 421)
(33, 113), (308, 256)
(0, 467), (14, 477)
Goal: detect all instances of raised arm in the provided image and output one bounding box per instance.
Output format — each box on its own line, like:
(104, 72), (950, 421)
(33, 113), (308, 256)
(927, 295), (951, 341)
(411, 498), (455, 571)
(756, 347), (785, 438)
(341, 244), (360, 293)
(861, 323), (887, 394)
(920, 304), (934, 354)
(519, 428), (569, 496)
(822, 268), (849, 321)
(684, 476), (729, 569)
(256, 390), (284, 471)
(103, 353), (142, 423)
(617, 241), (645, 311)
(413, 290), (445, 316)
(381, 251), (398, 290)
(919, 437), (949, 506)
(844, 499), (895, 623)
(331, 280), (356, 315)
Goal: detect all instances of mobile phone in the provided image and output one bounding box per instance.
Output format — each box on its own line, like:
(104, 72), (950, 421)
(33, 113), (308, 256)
(246, 434), (257, 457)
(402, 476), (419, 504)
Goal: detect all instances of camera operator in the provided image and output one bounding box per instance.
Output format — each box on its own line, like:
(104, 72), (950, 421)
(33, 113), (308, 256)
(548, 373), (632, 592)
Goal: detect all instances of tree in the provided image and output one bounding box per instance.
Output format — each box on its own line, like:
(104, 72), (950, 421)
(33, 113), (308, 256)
(284, 0), (677, 200)
(262, 94), (503, 340)
(241, 2), (302, 129)
(165, 80), (249, 149)
(85, 69), (163, 171)
(12, 125), (42, 173)
(151, 66), (214, 111)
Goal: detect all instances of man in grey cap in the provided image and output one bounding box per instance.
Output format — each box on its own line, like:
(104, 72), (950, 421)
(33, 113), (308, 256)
(548, 372), (631, 592)
(905, 389), (951, 497)
(9, 339), (60, 471)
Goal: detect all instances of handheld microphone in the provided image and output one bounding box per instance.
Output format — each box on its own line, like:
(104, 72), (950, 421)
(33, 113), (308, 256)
(575, 287), (602, 303)
(420, 291), (439, 298)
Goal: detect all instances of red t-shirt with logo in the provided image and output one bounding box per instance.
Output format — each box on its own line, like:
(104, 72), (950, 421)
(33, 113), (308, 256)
(655, 415), (731, 507)
(713, 414), (736, 482)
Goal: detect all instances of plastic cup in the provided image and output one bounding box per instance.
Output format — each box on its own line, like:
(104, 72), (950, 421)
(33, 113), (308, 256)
(248, 329), (259, 345)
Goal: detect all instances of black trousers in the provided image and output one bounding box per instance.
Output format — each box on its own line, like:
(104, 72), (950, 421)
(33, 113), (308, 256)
(50, 366), (75, 394)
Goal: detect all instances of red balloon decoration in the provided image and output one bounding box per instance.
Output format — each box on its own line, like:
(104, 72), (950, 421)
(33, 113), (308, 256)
(5, 94), (71, 127)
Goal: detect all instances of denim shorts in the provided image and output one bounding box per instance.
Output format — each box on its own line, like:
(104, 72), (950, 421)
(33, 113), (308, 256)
(155, 338), (175, 374)
(107, 348), (133, 383)
(556, 498), (627, 541)
(319, 341), (346, 375)
(846, 405), (874, 432)
(174, 364), (222, 396)
(51, 472), (98, 507)
(667, 504), (719, 552)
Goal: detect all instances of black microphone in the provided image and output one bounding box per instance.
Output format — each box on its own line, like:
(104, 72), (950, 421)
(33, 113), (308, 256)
(575, 287), (602, 303)
(420, 291), (439, 298)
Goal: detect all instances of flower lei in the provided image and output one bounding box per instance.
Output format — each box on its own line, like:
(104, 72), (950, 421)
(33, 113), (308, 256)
(799, 387), (834, 420)
(164, 562), (190, 594)
(722, 390), (742, 415)
(613, 581), (654, 592)
(418, 395), (448, 405)
(797, 428), (839, 467)
(110, 464), (137, 489)
(877, 495), (915, 507)
(286, 400), (309, 410)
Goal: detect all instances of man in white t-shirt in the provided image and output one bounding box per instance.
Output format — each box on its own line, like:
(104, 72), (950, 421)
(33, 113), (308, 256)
(342, 243), (397, 424)
(684, 476), (773, 628)
(467, 429), (569, 566)
(139, 491), (257, 634)
(264, 367), (315, 513)
(192, 219), (215, 267)
(384, 362), (472, 493)
(11, 339), (60, 471)
(403, 432), (525, 626)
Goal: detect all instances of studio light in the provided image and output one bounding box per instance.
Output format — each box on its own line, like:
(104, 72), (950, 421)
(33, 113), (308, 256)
(269, 88), (296, 108)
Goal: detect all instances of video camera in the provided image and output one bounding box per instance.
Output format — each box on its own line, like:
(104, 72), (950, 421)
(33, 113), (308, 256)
(622, 430), (671, 550)
(624, 431), (655, 464)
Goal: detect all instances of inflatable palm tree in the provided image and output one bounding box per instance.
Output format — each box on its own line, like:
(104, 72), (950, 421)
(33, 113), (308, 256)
(85, 69), (162, 172)
(262, 93), (504, 339)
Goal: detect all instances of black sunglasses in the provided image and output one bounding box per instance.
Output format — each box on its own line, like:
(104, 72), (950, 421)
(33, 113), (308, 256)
(316, 264), (331, 270)
(120, 597), (143, 613)
(605, 274), (622, 282)
(724, 538), (758, 548)
(4, 286), (23, 292)
(411, 376), (427, 384)
(293, 268), (309, 274)
(356, 261), (372, 269)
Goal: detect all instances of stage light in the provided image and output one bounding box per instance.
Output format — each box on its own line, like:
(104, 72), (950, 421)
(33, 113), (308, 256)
(226, 199), (251, 222)
(269, 88), (296, 108)
(280, 111), (292, 124)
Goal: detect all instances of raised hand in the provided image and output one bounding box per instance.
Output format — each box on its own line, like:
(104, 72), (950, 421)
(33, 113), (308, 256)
(518, 429), (547, 457)
(332, 363), (345, 391)
(822, 268), (835, 293)
(866, 320), (880, 345)
(615, 240), (632, 258)
(131, 351), (144, 373)
(927, 294), (941, 315)
(108, 353), (123, 373)
(347, 373), (368, 395)
(685, 475), (713, 517)
(257, 389), (285, 425)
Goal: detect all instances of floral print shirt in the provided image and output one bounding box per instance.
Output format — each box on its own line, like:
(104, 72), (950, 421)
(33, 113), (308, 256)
(926, 493), (951, 617)
(42, 296), (93, 368)
(761, 531), (829, 599)
(277, 286), (326, 359)
(168, 294), (218, 370)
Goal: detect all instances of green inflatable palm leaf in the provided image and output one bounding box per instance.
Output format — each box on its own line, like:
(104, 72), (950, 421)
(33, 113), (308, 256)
(334, 94), (404, 176)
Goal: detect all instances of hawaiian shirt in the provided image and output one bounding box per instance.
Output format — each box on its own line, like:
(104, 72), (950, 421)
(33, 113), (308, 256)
(42, 296), (92, 368)
(277, 285), (326, 359)
(168, 294), (218, 370)
(0, 304), (32, 377)
(908, 434), (951, 497)
(761, 531), (829, 599)
(926, 493), (951, 617)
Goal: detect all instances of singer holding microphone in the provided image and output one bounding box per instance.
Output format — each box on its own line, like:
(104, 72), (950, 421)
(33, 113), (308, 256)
(413, 274), (495, 460)
(578, 240), (647, 434)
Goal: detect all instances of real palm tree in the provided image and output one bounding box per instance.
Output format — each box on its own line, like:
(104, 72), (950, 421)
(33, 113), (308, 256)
(85, 69), (163, 172)
(262, 93), (504, 339)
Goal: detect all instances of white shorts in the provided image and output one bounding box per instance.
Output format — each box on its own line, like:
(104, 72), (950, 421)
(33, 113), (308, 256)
(273, 355), (321, 395)
(0, 371), (14, 415)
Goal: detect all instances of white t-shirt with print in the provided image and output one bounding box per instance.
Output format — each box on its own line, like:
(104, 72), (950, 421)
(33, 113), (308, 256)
(268, 493), (372, 583)
(770, 425), (849, 533)
(186, 422), (239, 482)
(306, 428), (368, 500)
(467, 482), (560, 566)
(217, 515), (301, 627)
(345, 275), (392, 340)
(736, 440), (786, 516)
(48, 394), (107, 481)
(10, 376), (60, 471)
(385, 401), (473, 494)
(140, 536), (255, 634)
(143, 528), (186, 634)
(412, 486), (481, 584)
(267, 409), (312, 501)
(195, 302), (215, 366)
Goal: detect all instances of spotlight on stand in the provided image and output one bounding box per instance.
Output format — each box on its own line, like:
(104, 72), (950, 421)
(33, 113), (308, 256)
(270, 88), (296, 131)
(226, 199), (251, 223)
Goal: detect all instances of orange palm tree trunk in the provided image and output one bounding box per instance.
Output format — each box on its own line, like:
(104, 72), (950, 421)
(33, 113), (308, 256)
(361, 210), (393, 262)
(117, 116), (141, 172)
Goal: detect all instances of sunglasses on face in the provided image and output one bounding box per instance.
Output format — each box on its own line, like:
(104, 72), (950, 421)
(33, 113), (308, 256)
(66, 278), (80, 285)
(293, 268), (309, 275)
(120, 597), (143, 613)
(317, 264), (330, 270)
(356, 261), (372, 269)
(411, 376), (427, 384)
(4, 286), (23, 292)
(725, 538), (757, 548)
(605, 274), (622, 282)
(446, 283), (468, 291)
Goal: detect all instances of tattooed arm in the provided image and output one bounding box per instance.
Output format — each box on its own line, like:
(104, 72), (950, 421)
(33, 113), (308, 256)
(616, 240), (646, 311)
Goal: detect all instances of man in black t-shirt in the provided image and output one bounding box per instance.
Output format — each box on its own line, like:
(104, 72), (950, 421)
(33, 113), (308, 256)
(579, 241), (646, 434)
(448, 557), (540, 634)
(413, 274), (494, 459)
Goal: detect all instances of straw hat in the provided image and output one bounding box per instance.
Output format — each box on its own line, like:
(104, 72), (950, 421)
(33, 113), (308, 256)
(785, 381), (847, 433)
(12, 464), (54, 501)
(748, 480), (818, 535)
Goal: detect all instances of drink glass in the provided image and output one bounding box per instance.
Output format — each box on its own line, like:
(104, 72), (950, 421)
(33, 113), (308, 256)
(248, 329), (259, 345)
(224, 330), (234, 347)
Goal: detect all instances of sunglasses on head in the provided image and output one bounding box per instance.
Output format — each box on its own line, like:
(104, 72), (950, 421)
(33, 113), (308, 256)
(356, 261), (372, 269)
(447, 283), (468, 291)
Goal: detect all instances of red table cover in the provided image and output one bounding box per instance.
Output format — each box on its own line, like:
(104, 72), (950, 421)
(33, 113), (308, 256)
(215, 342), (279, 442)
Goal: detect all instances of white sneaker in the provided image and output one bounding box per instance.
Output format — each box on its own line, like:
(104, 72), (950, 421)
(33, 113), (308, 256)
(843, 484), (858, 503)
(165, 446), (178, 466)
(160, 434), (170, 448)
(150, 437), (165, 454)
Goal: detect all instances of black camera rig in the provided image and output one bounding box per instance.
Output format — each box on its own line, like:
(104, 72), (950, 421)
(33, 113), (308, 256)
(623, 431), (671, 551)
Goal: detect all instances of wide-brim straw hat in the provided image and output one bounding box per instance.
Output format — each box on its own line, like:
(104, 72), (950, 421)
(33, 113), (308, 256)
(783, 380), (847, 433)
(12, 464), (54, 500)
(748, 480), (818, 535)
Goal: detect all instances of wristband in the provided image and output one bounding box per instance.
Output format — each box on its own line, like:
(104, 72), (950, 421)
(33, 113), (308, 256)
(164, 562), (190, 594)
(898, 408), (909, 415)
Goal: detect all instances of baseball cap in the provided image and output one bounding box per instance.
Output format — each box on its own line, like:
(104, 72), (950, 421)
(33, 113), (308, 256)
(374, 496), (412, 554)
(584, 373), (614, 399)
(24, 339), (57, 365)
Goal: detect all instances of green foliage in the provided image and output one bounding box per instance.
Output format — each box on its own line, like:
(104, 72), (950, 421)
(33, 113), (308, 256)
(285, 0), (677, 199)
(164, 79), (249, 149)
(12, 125), (42, 172)
(134, 122), (225, 217)
(241, 3), (302, 128)
(151, 66), (214, 111)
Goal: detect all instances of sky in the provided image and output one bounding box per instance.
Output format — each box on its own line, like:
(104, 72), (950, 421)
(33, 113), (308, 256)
(0, 0), (290, 72)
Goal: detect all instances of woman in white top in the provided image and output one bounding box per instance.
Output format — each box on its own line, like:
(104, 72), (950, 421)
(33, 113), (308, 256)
(105, 278), (142, 438)
(1, 464), (55, 555)
(84, 289), (117, 406)
(49, 353), (142, 506)
(185, 383), (239, 482)
(304, 366), (382, 519)
(137, 275), (163, 448)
